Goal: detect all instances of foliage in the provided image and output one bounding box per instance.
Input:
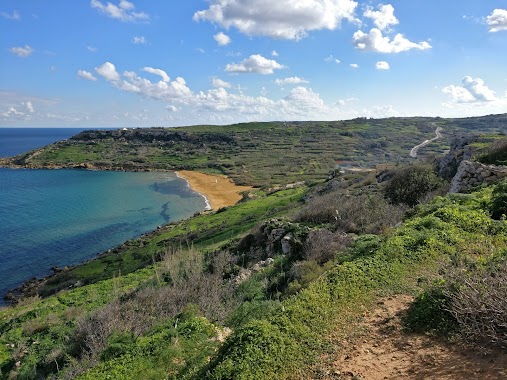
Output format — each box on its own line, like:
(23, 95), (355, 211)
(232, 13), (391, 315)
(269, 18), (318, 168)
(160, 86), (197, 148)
(491, 180), (507, 220)
(295, 191), (405, 234)
(383, 164), (444, 207)
(7, 116), (505, 187)
(203, 183), (507, 379)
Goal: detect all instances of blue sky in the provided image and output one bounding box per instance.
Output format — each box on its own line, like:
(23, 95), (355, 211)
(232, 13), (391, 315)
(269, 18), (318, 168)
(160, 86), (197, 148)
(1, 0), (507, 127)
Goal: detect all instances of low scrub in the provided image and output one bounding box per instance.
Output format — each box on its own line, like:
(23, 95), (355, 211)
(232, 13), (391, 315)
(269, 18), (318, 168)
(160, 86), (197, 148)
(295, 191), (405, 234)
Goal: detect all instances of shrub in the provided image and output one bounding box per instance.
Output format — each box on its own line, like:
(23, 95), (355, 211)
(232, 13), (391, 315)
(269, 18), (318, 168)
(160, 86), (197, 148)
(295, 192), (405, 234)
(491, 181), (507, 220)
(383, 164), (444, 207)
(302, 229), (351, 264)
(445, 260), (507, 346)
(480, 137), (507, 165)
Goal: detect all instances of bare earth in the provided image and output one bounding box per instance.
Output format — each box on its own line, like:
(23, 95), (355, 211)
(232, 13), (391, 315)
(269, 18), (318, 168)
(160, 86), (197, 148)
(316, 295), (507, 380)
(177, 170), (253, 210)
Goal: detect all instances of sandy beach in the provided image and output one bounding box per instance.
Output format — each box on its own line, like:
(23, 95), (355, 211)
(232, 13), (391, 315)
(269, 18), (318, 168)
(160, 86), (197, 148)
(176, 170), (253, 210)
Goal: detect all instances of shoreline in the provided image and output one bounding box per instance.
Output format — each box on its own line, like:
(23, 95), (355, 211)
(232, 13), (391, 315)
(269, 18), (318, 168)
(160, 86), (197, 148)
(3, 169), (254, 304)
(176, 170), (254, 210)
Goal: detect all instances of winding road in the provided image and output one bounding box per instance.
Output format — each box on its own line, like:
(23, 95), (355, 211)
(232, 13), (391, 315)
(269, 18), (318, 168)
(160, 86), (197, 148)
(410, 124), (443, 158)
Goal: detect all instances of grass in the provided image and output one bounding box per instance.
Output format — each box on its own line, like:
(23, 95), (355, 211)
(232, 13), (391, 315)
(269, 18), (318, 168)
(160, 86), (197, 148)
(6, 116), (506, 187)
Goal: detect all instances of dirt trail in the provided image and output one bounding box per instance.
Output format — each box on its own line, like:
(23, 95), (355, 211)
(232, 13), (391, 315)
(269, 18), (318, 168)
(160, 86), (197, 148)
(315, 295), (507, 380)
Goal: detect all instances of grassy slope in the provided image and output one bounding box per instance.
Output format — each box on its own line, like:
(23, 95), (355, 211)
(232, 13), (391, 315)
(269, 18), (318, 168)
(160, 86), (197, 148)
(2, 182), (506, 379)
(203, 185), (507, 379)
(5, 116), (506, 187)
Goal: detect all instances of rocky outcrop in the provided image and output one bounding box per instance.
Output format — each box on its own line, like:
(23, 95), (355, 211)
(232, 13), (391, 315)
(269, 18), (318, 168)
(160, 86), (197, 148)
(438, 135), (476, 180)
(449, 160), (507, 193)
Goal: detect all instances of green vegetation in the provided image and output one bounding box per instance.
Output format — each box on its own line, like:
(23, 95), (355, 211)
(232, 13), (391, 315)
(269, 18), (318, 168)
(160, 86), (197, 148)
(1, 118), (507, 379)
(3, 115), (506, 187)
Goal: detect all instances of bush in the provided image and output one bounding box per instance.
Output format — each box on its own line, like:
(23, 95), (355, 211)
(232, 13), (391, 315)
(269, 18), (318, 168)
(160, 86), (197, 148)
(302, 229), (351, 264)
(445, 260), (507, 346)
(384, 165), (444, 207)
(295, 192), (405, 234)
(491, 181), (507, 220)
(480, 137), (507, 165)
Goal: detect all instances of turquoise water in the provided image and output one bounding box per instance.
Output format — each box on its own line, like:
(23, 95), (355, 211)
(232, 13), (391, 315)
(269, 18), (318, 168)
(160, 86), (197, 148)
(0, 129), (205, 302)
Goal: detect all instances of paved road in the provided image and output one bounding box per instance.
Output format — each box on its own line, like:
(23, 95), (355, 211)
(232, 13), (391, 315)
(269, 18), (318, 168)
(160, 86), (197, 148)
(410, 125), (443, 158)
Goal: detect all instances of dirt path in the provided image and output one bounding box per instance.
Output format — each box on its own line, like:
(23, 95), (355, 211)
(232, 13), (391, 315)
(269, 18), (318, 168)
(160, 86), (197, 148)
(315, 294), (507, 380)
(410, 126), (443, 158)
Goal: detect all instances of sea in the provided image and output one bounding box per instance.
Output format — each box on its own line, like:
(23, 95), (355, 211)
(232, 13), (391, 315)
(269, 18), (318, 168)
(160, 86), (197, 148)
(0, 128), (206, 303)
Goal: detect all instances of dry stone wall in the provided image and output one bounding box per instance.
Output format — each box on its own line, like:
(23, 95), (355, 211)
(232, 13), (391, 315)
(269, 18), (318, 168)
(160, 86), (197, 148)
(449, 160), (507, 193)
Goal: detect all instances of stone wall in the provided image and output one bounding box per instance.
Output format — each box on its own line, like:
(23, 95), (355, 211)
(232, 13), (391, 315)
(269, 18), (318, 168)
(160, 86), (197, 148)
(449, 160), (507, 193)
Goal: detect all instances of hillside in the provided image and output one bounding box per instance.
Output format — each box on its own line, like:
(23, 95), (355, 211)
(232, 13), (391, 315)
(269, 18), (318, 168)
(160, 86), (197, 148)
(2, 115), (506, 187)
(1, 116), (507, 379)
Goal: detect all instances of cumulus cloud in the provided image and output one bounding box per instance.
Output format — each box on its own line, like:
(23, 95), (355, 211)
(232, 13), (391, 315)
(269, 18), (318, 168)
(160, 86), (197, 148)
(353, 28), (431, 53)
(487, 9), (507, 32)
(9, 45), (34, 58)
(442, 76), (498, 104)
(77, 70), (98, 81)
(87, 61), (406, 123)
(1, 10), (20, 20)
(225, 54), (285, 74)
(132, 36), (146, 44)
(282, 86), (326, 113)
(193, 0), (358, 40)
(95, 62), (121, 82)
(90, 0), (149, 22)
(214, 32), (231, 46)
(272, 50), (279, 57)
(275, 77), (309, 85)
(376, 61), (390, 70)
(142, 67), (170, 82)
(212, 77), (232, 88)
(350, 63), (359, 69)
(363, 4), (398, 30)
(325, 55), (341, 64)
(23, 101), (34, 113)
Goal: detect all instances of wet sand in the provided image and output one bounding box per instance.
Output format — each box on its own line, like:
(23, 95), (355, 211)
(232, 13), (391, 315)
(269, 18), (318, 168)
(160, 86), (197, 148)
(176, 170), (253, 210)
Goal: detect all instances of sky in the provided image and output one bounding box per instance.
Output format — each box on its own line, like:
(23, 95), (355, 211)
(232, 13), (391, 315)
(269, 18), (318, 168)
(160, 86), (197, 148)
(1, 0), (507, 128)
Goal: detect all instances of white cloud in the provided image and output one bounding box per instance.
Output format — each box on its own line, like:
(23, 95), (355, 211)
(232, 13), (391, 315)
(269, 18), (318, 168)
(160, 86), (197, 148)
(90, 0), (149, 22)
(214, 32), (231, 46)
(282, 86), (326, 113)
(1, 101), (34, 119)
(225, 54), (285, 74)
(443, 76), (498, 104)
(375, 61), (390, 70)
(363, 4), (398, 30)
(87, 61), (408, 123)
(353, 28), (431, 53)
(272, 50), (279, 57)
(275, 77), (309, 85)
(9, 45), (34, 58)
(325, 55), (341, 64)
(350, 63), (359, 69)
(95, 62), (121, 82)
(142, 67), (170, 82)
(194, 0), (358, 40)
(24, 101), (34, 113)
(487, 9), (507, 32)
(335, 97), (358, 106)
(165, 105), (179, 112)
(77, 70), (98, 81)
(132, 36), (147, 44)
(1, 10), (20, 20)
(212, 77), (232, 88)
(87, 46), (98, 52)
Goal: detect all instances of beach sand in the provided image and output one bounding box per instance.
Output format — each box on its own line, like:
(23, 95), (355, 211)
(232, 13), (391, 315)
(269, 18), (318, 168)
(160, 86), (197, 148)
(177, 170), (253, 210)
